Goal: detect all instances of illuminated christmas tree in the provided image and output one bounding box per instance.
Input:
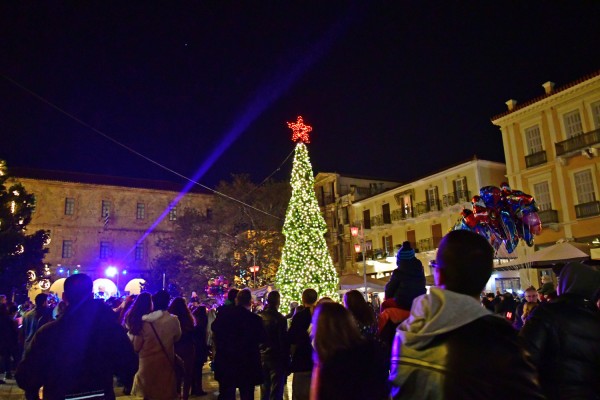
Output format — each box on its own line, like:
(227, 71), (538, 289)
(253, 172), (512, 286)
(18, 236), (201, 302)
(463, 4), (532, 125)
(275, 116), (339, 312)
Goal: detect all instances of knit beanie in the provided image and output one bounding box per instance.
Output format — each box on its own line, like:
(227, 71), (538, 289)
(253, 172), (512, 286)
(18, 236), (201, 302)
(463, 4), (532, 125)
(396, 241), (415, 262)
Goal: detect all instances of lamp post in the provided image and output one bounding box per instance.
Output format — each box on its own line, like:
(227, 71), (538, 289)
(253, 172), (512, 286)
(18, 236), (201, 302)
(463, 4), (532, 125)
(351, 223), (368, 300)
(249, 265), (260, 288)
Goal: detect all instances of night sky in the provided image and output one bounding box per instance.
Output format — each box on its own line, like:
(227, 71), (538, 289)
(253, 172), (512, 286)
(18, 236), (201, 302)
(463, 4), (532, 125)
(2, 2), (600, 189)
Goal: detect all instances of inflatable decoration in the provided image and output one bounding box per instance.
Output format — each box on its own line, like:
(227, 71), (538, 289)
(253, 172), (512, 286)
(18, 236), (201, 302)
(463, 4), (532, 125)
(453, 182), (541, 253)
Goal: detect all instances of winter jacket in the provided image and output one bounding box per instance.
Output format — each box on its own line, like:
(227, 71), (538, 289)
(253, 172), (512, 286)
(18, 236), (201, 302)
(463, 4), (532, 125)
(16, 299), (138, 400)
(384, 258), (426, 310)
(211, 305), (266, 386)
(131, 310), (182, 400)
(259, 306), (289, 368)
(311, 339), (389, 400)
(519, 262), (600, 400)
(390, 288), (544, 400)
(288, 306), (314, 373)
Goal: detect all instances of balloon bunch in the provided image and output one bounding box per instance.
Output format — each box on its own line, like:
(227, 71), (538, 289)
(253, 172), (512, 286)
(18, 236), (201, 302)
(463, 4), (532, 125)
(205, 276), (230, 298)
(453, 182), (542, 253)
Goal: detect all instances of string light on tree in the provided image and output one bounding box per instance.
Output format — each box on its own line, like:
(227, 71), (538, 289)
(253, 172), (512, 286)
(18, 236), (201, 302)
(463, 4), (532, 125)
(276, 116), (339, 313)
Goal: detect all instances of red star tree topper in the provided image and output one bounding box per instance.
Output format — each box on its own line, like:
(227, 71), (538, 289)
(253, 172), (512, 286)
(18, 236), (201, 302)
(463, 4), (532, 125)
(287, 115), (312, 143)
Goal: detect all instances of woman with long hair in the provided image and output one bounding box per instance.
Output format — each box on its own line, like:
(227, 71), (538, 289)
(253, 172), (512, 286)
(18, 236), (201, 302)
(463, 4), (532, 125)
(125, 293), (152, 336)
(168, 297), (195, 400)
(310, 302), (388, 400)
(127, 291), (181, 400)
(343, 290), (378, 340)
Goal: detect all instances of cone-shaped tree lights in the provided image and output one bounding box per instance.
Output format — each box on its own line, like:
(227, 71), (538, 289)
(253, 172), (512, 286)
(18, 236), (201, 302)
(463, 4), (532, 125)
(275, 116), (339, 313)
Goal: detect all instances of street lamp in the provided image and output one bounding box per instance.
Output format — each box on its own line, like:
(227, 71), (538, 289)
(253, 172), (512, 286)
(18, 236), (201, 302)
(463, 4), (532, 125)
(351, 223), (368, 300)
(249, 265), (260, 288)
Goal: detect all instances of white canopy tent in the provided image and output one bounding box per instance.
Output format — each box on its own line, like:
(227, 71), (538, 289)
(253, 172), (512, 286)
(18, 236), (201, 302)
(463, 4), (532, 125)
(498, 241), (590, 269)
(339, 274), (388, 293)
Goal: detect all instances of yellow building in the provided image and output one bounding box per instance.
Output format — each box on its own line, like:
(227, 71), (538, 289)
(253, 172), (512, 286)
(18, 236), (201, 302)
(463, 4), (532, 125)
(9, 168), (212, 292)
(314, 173), (401, 274)
(491, 70), (600, 287)
(349, 158), (506, 285)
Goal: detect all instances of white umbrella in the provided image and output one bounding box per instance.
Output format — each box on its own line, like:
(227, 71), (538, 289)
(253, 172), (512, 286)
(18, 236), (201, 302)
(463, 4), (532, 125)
(49, 278), (66, 298)
(124, 278), (146, 295)
(93, 278), (118, 298)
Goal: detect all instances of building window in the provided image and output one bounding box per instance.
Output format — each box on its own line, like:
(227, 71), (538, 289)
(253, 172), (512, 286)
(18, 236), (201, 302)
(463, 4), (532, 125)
(362, 209), (371, 229)
(101, 200), (111, 218)
(168, 206), (177, 221)
(564, 110), (583, 138)
(382, 203), (391, 224)
(533, 182), (552, 211)
(592, 101), (600, 130)
(426, 187), (440, 211)
(62, 240), (73, 258)
(453, 177), (468, 201)
(136, 203), (145, 220)
(575, 170), (596, 204)
(64, 198), (75, 215)
(525, 125), (543, 154)
(135, 244), (144, 261)
(99, 241), (112, 260)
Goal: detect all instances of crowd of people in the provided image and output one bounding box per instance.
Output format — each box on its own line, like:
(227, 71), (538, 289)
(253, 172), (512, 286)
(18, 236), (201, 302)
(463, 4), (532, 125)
(1, 230), (599, 399)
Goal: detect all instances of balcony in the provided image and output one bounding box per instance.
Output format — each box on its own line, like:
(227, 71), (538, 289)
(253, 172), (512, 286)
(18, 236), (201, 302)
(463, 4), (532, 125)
(391, 208), (414, 221)
(575, 201), (600, 218)
(555, 129), (600, 157)
(414, 199), (442, 216)
(417, 237), (442, 252)
(442, 190), (471, 207)
(525, 151), (548, 168)
(538, 209), (559, 224)
(370, 214), (384, 227)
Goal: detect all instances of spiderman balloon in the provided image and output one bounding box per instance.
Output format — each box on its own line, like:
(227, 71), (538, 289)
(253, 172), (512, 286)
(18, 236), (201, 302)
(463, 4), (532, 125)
(453, 183), (541, 253)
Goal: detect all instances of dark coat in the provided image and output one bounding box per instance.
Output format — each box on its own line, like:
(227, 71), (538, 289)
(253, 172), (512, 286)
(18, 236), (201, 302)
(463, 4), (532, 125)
(313, 340), (389, 400)
(520, 294), (600, 399)
(259, 306), (289, 369)
(384, 258), (426, 310)
(15, 299), (138, 400)
(287, 307), (313, 373)
(211, 305), (266, 386)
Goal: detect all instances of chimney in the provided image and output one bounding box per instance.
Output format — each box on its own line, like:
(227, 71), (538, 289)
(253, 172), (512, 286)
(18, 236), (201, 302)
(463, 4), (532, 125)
(542, 81), (555, 95)
(505, 99), (518, 111)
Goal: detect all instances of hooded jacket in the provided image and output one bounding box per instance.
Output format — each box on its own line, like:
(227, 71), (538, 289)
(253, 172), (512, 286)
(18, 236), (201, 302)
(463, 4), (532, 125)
(520, 262), (600, 399)
(390, 288), (544, 400)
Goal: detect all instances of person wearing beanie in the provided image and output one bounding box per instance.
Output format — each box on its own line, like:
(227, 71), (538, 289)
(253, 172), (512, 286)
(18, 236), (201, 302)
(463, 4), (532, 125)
(520, 262), (600, 399)
(384, 241), (426, 312)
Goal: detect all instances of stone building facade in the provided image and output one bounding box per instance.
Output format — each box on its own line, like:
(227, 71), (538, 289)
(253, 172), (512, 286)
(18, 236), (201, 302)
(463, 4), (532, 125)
(10, 168), (212, 292)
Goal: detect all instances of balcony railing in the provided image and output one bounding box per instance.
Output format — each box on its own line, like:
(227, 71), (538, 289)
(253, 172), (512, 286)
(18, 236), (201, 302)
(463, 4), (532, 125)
(391, 208), (414, 221)
(575, 201), (600, 218)
(370, 214), (384, 227)
(417, 237), (442, 252)
(442, 190), (471, 207)
(538, 209), (559, 224)
(555, 129), (600, 157)
(525, 151), (548, 168)
(414, 199), (441, 216)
